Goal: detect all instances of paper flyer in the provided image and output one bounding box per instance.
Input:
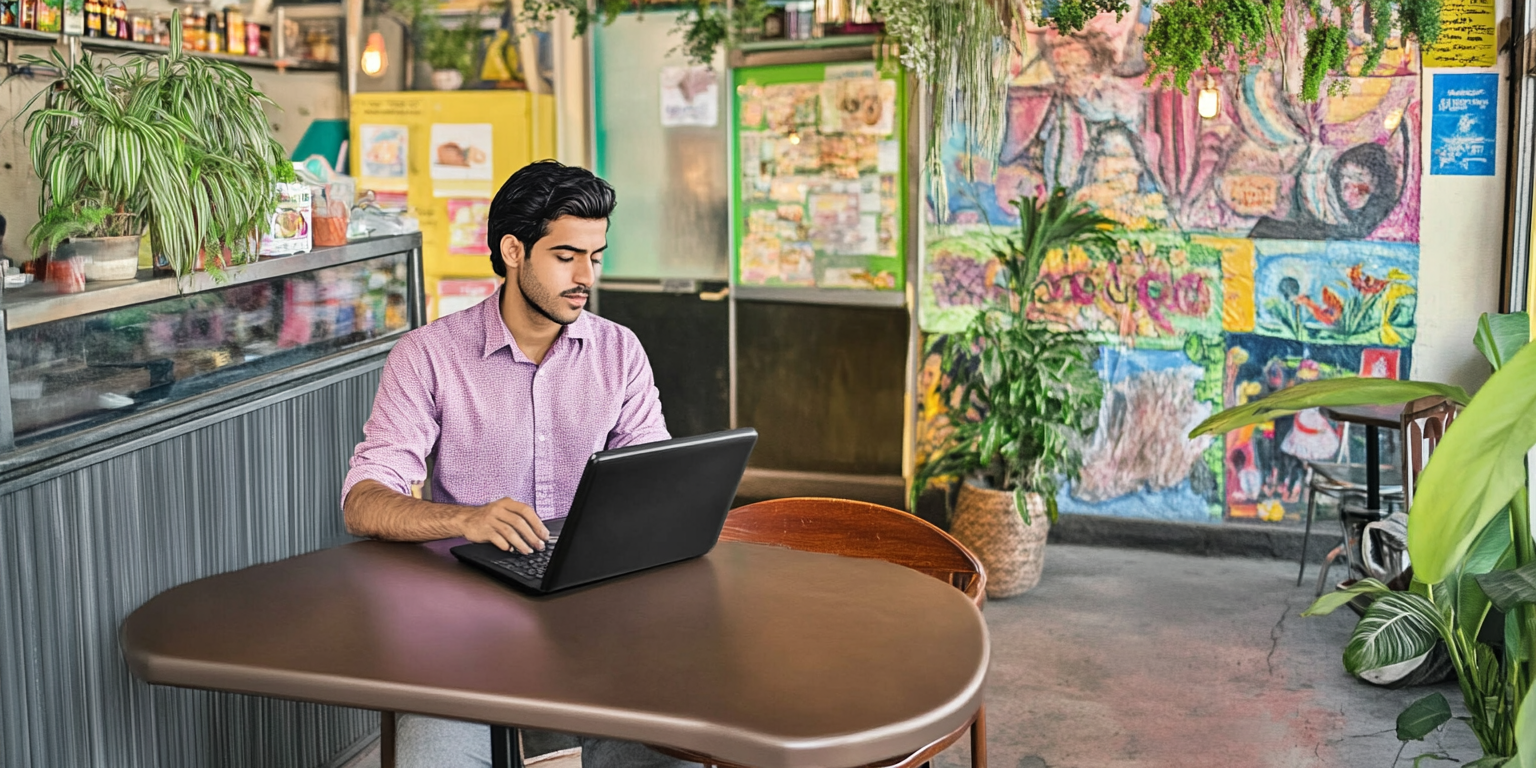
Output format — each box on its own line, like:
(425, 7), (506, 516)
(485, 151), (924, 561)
(430, 123), (494, 197)
(1430, 73), (1498, 176)
(358, 124), (410, 193)
(660, 67), (719, 127)
(1423, 0), (1497, 68)
(446, 198), (492, 256)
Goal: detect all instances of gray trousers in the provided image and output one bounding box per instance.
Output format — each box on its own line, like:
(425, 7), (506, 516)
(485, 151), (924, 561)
(396, 714), (702, 768)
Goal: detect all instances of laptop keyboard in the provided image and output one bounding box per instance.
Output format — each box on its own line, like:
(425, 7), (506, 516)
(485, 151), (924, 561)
(492, 546), (554, 580)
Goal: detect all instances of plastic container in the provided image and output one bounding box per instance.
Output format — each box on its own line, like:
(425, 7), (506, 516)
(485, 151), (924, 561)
(260, 182), (313, 256)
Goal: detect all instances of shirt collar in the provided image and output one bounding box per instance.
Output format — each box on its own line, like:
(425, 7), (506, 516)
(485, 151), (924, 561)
(479, 284), (593, 360)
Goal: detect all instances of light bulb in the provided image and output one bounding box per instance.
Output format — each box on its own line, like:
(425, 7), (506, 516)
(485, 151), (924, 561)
(1197, 75), (1220, 120)
(788, 131), (801, 145)
(361, 31), (387, 77)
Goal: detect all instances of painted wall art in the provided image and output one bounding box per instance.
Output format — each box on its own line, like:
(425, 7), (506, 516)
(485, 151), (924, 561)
(917, 4), (1421, 525)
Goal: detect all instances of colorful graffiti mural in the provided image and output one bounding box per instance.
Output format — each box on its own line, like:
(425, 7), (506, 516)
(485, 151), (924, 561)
(917, 4), (1421, 524)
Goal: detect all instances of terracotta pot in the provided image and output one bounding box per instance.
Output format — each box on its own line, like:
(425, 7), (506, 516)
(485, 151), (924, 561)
(949, 480), (1050, 598)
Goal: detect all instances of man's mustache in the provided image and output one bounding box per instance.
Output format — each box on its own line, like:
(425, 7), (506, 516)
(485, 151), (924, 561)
(561, 289), (589, 298)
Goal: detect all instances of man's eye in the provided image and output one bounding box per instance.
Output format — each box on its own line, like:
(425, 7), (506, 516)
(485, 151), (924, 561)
(557, 255), (574, 263)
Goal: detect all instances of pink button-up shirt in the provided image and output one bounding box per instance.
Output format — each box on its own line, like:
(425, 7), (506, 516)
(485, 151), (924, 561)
(342, 290), (670, 519)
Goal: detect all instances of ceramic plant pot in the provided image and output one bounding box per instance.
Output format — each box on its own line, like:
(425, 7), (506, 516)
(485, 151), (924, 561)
(431, 68), (464, 91)
(949, 480), (1050, 598)
(73, 235), (143, 282)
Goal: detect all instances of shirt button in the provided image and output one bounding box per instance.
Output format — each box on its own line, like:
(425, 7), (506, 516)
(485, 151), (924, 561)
(538, 435), (547, 442)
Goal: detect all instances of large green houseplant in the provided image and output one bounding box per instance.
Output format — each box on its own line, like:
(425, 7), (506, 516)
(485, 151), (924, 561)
(913, 190), (1109, 597)
(1191, 313), (1536, 763)
(22, 10), (284, 282)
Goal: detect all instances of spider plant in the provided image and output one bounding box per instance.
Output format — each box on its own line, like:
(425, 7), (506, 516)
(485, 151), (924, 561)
(21, 11), (283, 281)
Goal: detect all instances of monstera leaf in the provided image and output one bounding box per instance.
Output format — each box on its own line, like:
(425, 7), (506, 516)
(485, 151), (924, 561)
(1408, 341), (1536, 584)
(1188, 378), (1470, 439)
(1474, 312), (1531, 372)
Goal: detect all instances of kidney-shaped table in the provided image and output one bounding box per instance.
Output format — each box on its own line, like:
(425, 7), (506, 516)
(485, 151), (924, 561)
(120, 539), (990, 768)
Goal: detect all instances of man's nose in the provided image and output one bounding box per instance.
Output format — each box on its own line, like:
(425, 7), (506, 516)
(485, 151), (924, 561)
(573, 258), (596, 287)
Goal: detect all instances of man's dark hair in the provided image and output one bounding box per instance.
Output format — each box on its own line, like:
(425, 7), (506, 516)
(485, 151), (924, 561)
(486, 160), (616, 277)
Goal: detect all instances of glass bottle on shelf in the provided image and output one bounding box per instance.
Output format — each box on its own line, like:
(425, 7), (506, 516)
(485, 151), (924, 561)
(205, 9), (221, 53)
(112, 0), (127, 39)
(224, 7), (244, 54)
(83, 0), (100, 37)
(16, 0), (32, 28)
(2, 0), (15, 28)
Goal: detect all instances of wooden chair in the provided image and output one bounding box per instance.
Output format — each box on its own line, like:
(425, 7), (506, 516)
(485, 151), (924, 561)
(648, 497), (988, 768)
(1400, 396), (1459, 504)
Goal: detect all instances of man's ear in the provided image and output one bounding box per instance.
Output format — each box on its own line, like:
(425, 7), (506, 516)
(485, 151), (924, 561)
(500, 235), (524, 272)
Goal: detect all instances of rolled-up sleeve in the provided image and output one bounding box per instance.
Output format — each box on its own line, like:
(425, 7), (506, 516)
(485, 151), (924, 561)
(341, 333), (441, 508)
(606, 329), (671, 450)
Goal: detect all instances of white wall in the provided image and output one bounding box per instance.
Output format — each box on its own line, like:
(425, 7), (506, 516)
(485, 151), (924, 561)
(1411, 3), (1510, 392)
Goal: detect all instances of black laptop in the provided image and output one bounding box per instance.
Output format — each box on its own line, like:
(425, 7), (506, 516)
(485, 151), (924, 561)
(451, 428), (757, 595)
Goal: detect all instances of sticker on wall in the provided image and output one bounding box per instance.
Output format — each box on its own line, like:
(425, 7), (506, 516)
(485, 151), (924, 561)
(1423, 0), (1497, 68)
(660, 67), (719, 128)
(1430, 73), (1498, 176)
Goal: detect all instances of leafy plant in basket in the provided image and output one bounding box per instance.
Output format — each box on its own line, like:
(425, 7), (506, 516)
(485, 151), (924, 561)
(912, 189), (1113, 523)
(1191, 313), (1536, 763)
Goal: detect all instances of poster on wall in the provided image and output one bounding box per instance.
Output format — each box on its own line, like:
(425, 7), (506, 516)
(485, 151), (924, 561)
(446, 198), (492, 256)
(358, 124), (410, 192)
(731, 62), (904, 291)
(1430, 73), (1498, 176)
(430, 123), (494, 196)
(916, 9), (1423, 526)
(660, 67), (719, 127)
(1423, 0), (1497, 67)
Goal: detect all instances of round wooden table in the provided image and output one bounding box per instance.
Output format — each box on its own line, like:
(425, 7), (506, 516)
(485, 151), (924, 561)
(121, 539), (990, 768)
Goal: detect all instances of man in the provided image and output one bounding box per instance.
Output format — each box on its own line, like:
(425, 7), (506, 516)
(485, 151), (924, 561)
(342, 160), (694, 768)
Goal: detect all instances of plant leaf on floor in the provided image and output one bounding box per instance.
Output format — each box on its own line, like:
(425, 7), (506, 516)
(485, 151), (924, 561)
(1303, 578), (1392, 616)
(1398, 693), (1453, 741)
(1344, 592), (1444, 676)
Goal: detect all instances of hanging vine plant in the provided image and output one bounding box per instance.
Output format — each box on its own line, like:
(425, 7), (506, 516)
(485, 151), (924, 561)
(1143, 0), (1442, 102)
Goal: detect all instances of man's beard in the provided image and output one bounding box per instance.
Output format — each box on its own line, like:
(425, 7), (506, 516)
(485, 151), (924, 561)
(518, 268), (586, 326)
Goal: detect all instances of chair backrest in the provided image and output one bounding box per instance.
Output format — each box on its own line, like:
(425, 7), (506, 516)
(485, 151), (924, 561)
(720, 497), (987, 608)
(1400, 396), (1459, 503)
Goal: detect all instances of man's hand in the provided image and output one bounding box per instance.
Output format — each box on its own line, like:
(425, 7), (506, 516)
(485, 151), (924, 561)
(456, 498), (550, 554)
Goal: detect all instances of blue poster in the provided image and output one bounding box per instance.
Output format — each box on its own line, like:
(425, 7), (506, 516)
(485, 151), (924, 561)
(1430, 73), (1498, 176)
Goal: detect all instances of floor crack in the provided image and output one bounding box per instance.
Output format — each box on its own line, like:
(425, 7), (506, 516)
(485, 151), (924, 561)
(1267, 598), (1292, 677)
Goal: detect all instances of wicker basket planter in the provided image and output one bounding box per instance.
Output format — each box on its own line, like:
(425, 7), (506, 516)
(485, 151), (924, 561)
(950, 480), (1050, 598)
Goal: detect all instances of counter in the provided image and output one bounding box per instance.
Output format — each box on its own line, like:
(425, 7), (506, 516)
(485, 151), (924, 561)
(0, 233), (424, 768)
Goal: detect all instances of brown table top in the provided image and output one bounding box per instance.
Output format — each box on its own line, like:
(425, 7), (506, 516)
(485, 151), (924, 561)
(1321, 403), (1407, 429)
(120, 540), (989, 768)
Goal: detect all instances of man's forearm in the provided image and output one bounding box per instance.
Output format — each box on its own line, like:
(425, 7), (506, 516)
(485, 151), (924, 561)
(344, 479), (468, 542)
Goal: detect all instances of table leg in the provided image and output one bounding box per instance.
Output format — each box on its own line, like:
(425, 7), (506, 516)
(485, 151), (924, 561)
(491, 726), (524, 768)
(1366, 425), (1380, 512)
(380, 711), (396, 768)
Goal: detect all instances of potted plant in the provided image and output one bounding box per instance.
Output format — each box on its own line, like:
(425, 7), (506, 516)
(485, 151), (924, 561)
(1190, 313), (1536, 762)
(912, 190), (1111, 598)
(22, 11), (284, 283)
(420, 14), (484, 90)
(22, 50), (163, 282)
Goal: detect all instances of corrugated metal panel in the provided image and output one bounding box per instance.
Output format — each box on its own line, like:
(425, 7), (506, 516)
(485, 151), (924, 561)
(0, 365), (387, 768)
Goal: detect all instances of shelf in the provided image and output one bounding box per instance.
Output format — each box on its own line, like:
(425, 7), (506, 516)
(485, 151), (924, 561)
(734, 33), (879, 53)
(0, 25), (63, 42)
(80, 36), (339, 70)
(1, 234), (422, 330)
(0, 28), (338, 70)
(729, 34), (880, 67)
(732, 285), (905, 308)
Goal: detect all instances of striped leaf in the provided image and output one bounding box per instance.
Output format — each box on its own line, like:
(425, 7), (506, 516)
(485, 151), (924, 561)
(1343, 591), (1445, 676)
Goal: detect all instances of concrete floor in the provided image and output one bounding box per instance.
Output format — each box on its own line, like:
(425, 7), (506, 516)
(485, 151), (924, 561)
(345, 544), (1485, 768)
(927, 544), (1481, 768)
